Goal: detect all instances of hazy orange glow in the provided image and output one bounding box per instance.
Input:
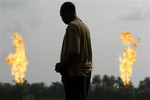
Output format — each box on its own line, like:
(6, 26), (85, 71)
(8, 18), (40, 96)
(6, 32), (28, 85)
(119, 31), (139, 86)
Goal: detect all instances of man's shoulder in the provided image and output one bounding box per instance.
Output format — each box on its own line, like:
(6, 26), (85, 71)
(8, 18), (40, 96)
(67, 21), (78, 30)
(68, 18), (85, 29)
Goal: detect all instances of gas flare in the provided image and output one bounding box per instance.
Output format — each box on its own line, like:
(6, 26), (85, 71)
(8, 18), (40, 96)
(6, 32), (28, 85)
(119, 31), (139, 86)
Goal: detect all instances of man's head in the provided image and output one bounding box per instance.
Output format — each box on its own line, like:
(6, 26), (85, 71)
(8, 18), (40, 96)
(60, 2), (76, 24)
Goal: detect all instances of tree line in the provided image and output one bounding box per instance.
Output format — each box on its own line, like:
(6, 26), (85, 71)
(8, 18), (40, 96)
(0, 74), (150, 100)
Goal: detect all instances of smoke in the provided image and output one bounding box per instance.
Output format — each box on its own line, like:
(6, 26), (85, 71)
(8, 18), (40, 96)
(0, 0), (29, 9)
(0, 0), (41, 33)
(119, 6), (150, 21)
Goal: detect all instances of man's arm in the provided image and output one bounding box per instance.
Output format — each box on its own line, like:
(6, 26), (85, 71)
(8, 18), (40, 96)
(56, 24), (80, 74)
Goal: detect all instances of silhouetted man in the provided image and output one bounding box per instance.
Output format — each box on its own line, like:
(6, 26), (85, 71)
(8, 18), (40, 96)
(55, 2), (92, 100)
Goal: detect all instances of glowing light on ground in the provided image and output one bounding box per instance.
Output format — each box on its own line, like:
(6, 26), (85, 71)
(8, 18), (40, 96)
(6, 32), (28, 85)
(119, 31), (139, 86)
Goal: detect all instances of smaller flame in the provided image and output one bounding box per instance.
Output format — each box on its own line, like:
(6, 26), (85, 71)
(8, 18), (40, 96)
(119, 31), (139, 86)
(120, 31), (132, 46)
(6, 32), (28, 85)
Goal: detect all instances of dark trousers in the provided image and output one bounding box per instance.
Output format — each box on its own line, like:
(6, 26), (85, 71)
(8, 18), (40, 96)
(61, 72), (91, 100)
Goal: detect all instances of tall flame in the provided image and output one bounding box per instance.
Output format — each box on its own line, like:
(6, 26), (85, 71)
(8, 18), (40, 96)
(119, 31), (139, 86)
(6, 32), (28, 85)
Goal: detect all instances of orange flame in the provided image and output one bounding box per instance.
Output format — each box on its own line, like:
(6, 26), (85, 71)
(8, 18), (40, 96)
(119, 31), (139, 86)
(6, 32), (28, 85)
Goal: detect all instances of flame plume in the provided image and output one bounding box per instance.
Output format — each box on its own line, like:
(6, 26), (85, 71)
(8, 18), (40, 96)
(6, 32), (28, 85)
(119, 31), (139, 86)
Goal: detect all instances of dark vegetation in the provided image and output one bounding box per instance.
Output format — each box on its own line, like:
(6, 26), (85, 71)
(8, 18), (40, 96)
(0, 74), (150, 100)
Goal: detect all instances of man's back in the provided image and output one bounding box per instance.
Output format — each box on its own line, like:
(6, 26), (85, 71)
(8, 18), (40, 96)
(62, 18), (92, 76)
